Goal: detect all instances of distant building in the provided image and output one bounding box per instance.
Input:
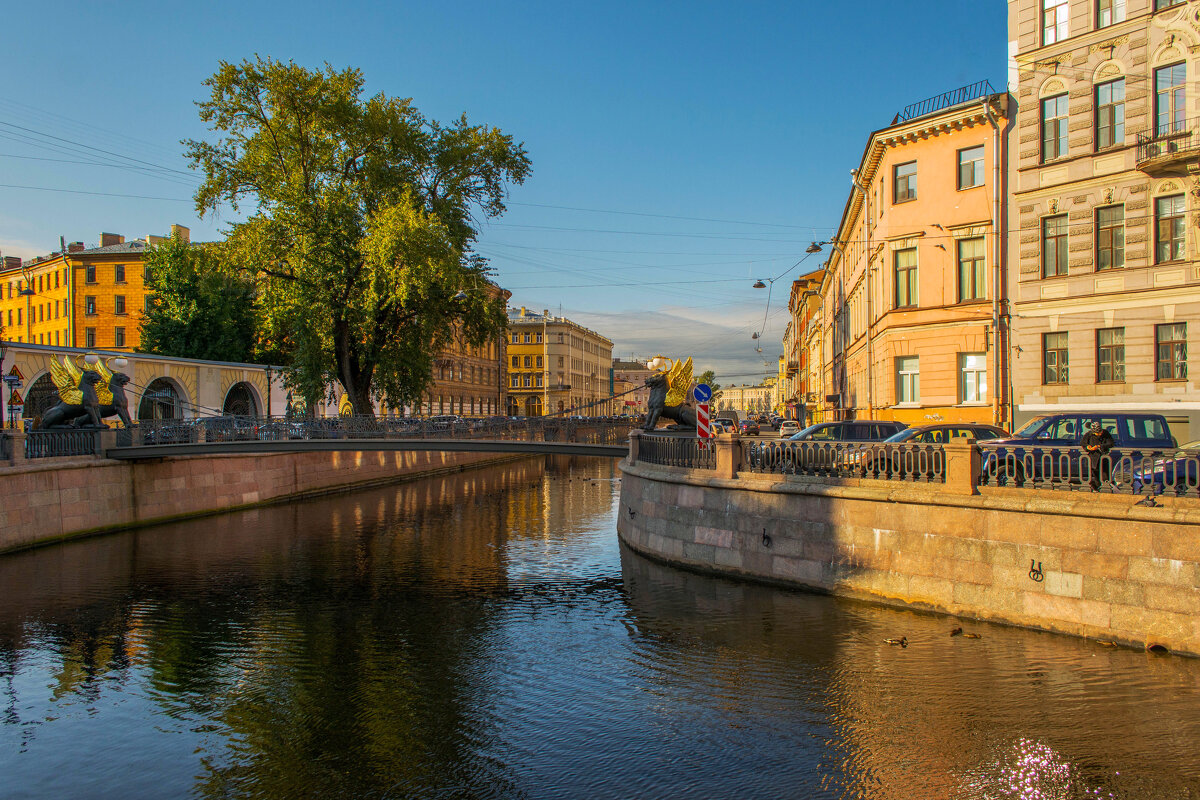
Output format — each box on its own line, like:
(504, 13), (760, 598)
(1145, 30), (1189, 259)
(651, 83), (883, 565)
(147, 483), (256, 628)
(505, 307), (613, 416)
(415, 283), (510, 418)
(612, 359), (653, 413)
(0, 226), (190, 353)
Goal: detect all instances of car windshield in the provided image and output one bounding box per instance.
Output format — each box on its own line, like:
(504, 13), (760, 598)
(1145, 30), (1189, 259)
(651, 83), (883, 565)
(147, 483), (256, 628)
(1013, 418), (1047, 437)
(883, 429), (918, 443)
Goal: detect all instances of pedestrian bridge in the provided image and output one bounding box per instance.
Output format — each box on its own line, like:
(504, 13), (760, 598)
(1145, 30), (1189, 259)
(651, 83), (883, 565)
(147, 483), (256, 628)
(5, 416), (635, 462)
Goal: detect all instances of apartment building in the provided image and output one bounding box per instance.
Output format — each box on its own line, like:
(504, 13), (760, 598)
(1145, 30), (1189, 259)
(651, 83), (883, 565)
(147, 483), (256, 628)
(1008, 0), (1200, 439)
(0, 227), (187, 352)
(612, 359), (653, 414)
(797, 83), (1012, 427)
(505, 307), (613, 416)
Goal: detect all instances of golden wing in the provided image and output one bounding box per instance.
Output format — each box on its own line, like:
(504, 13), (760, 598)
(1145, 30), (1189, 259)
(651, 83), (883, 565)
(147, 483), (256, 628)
(664, 356), (693, 407)
(93, 356), (113, 405)
(51, 357), (83, 406)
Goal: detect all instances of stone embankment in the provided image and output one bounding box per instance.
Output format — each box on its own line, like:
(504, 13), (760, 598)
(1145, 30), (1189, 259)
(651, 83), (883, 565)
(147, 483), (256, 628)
(1, 435), (525, 554)
(618, 433), (1200, 656)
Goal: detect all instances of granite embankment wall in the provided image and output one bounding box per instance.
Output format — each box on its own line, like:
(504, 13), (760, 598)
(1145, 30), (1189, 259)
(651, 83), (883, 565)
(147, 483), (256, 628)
(618, 454), (1200, 656)
(1, 448), (525, 554)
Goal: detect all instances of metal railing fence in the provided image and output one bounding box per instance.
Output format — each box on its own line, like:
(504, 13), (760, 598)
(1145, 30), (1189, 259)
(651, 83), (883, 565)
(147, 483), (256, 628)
(1135, 116), (1200, 165)
(638, 433), (716, 470)
(979, 445), (1200, 498)
(743, 440), (947, 483)
(24, 430), (99, 459)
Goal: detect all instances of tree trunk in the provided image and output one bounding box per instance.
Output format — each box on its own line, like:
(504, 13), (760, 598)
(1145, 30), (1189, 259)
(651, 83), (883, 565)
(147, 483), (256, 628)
(333, 322), (377, 419)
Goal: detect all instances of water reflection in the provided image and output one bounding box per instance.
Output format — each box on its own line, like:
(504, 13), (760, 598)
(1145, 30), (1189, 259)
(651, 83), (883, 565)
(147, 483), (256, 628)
(1, 456), (1198, 799)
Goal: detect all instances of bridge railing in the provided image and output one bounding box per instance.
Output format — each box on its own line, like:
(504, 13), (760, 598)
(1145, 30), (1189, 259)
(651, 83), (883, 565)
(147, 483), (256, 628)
(24, 429), (101, 459)
(118, 414), (636, 449)
(637, 432), (716, 470)
(742, 440), (946, 483)
(978, 445), (1200, 498)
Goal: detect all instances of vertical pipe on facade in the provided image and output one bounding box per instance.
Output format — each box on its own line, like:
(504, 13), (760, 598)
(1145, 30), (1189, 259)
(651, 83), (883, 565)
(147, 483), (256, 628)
(983, 97), (1004, 429)
(850, 172), (871, 416)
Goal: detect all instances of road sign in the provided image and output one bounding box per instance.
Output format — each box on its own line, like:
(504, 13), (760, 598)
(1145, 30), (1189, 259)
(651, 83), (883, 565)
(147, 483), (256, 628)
(6, 365), (23, 381)
(696, 402), (711, 443)
(693, 383), (712, 403)
(8, 388), (22, 406)
(2, 374), (20, 387)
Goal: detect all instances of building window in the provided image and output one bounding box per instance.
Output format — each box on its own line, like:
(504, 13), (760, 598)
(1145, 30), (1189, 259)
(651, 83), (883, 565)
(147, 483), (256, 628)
(558, 356), (564, 367)
(893, 161), (916, 203)
(1041, 94), (1069, 161)
(85, 296), (97, 315)
(896, 356), (919, 404)
(1156, 323), (1187, 380)
(85, 327), (96, 348)
(523, 333), (531, 343)
(523, 375), (532, 388)
(1097, 327), (1125, 383)
(536, 355), (543, 368)
(1043, 332), (1069, 385)
(510, 333), (519, 344)
(113, 327), (125, 347)
(1095, 205), (1125, 270)
(1156, 0), (1185, 10)
(85, 264), (96, 284)
(1042, 215), (1069, 278)
(114, 263), (125, 283)
(1097, 0), (1125, 27)
(957, 237), (986, 301)
(894, 248), (918, 308)
(511, 375), (519, 388)
(957, 145), (985, 190)
(1155, 63), (1186, 136)
(1156, 194), (1186, 262)
(959, 353), (987, 403)
(145, 296), (152, 313)
(536, 333), (543, 343)
(1043, 0), (1068, 44)
(1095, 79), (1125, 148)
(511, 355), (519, 368)
(523, 355), (532, 368)
(144, 264), (153, 283)
(114, 295), (126, 315)
(535, 375), (543, 387)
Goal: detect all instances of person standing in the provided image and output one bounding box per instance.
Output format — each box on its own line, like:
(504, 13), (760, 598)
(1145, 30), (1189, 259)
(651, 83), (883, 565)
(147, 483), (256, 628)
(1080, 420), (1114, 492)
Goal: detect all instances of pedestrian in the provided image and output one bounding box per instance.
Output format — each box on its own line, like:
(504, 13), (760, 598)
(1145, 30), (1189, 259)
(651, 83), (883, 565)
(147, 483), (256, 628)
(1080, 420), (1114, 492)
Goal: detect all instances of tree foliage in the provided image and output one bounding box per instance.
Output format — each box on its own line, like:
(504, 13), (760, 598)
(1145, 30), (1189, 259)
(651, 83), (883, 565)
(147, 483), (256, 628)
(696, 370), (721, 393)
(185, 57), (530, 415)
(139, 236), (261, 363)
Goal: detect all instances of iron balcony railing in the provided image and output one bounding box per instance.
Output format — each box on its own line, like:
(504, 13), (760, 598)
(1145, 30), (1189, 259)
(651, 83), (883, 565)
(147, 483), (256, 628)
(979, 445), (1200, 498)
(638, 433), (716, 470)
(894, 80), (996, 124)
(743, 441), (946, 483)
(1135, 117), (1200, 167)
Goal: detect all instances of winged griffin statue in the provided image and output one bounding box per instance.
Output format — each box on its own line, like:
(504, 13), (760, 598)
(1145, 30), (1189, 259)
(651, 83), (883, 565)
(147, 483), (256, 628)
(642, 356), (698, 431)
(35, 355), (133, 430)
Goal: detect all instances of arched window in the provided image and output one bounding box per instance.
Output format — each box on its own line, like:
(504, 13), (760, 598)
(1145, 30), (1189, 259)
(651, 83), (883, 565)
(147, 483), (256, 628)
(139, 378), (183, 421)
(223, 382), (260, 416)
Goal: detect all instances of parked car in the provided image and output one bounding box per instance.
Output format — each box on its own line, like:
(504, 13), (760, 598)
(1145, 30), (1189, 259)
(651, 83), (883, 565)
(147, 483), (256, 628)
(199, 416), (258, 442)
(777, 420), (801, 438)
(738, 419), (760, 436)
(883, 423), (1009, 444)
(710, 420), (734, 434)
(787, 420), (907, 442)
(1120, 439), (1200, 495)
(980, 412), (1176, 486)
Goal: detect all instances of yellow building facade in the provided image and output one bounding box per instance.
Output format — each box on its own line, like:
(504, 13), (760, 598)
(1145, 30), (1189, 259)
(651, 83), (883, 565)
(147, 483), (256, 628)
(796, 84), (1013, 428)
(505, 307), (613, 416)
(0, 226), (190, 353)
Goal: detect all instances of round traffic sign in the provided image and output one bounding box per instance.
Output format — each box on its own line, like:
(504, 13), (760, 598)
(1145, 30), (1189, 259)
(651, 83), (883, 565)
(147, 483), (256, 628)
(693, 383), (712, 403)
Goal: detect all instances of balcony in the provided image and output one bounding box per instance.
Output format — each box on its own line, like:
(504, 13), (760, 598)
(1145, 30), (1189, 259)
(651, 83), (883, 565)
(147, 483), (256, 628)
(1136, 119), (1200, 174)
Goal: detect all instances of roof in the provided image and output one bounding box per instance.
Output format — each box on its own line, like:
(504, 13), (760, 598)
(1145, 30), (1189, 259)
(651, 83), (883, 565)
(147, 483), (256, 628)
(612, 360), (650, 370)
(0, 239), (153, 275)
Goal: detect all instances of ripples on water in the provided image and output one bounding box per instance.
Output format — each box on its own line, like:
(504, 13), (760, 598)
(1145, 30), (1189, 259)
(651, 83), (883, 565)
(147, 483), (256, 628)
(1, 456), (1198, 799)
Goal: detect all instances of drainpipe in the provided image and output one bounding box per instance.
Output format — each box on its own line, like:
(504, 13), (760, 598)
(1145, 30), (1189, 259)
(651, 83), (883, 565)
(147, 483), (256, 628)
(850, 170), (871, 417)
(983, 97), (1004, 429)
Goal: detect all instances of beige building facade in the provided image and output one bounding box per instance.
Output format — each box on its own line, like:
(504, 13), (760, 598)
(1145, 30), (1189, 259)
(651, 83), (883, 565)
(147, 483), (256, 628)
(612, 360), (653, 414)
(505, 307), (613, 416)
(1009, 0), (1200, 440)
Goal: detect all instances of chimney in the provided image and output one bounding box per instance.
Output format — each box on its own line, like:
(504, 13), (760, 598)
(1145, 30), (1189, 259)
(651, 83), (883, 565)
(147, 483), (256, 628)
(99, 232), (124, 247)
(68, 241), (85, 253)
(170, 224), (190, 243)
(520, 306), (526, 316)
(4, 256), (21, 271)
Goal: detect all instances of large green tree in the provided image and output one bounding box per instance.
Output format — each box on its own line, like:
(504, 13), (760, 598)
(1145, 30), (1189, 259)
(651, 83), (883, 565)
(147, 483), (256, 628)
(139, 236), (261, 363)
(185, 57), (530, 415)
(696, 370), (721, 393)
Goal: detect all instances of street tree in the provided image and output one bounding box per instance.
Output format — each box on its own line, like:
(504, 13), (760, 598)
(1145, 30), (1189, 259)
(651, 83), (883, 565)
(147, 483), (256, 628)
(696, 370), (721, 393)
(140, 235), (261, 364)
(185, 57), (530, 415)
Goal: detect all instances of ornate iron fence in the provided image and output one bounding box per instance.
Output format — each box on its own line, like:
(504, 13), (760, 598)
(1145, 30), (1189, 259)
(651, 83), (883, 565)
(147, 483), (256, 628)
(638, 433), (716, 470)
(979, 445), (1200, 498)
(742, 440), (946, 483)
(25, 430), (98, 459)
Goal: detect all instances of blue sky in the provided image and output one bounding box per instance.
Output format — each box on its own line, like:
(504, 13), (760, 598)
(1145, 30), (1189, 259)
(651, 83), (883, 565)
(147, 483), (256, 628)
(0, 0), (1007, 382)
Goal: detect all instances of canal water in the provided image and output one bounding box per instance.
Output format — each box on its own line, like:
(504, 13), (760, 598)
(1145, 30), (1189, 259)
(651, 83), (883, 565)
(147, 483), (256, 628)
(2, 457), (1199, 799)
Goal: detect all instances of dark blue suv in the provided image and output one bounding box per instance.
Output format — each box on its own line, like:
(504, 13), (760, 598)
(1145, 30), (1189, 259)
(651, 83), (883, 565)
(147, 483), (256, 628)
(980, 412), (1176, 486)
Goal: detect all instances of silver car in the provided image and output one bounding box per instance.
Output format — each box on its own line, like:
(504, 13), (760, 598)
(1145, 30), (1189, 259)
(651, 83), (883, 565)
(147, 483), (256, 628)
(778, 420), (801, 438)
